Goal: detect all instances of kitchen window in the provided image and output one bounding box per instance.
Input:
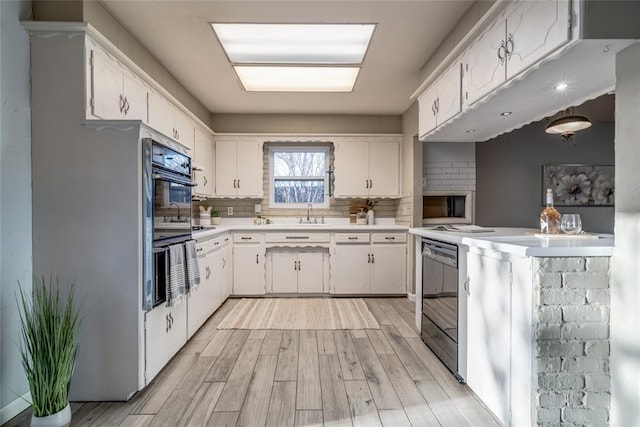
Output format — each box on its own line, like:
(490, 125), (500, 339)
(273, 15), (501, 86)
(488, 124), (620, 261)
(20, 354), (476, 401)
(269, 146), (329, 208)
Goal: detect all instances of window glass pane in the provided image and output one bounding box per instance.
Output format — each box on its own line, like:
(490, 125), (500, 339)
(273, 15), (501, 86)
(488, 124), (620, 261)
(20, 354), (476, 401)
(274, 179), (325, 203)
(274, 151), (325, 177)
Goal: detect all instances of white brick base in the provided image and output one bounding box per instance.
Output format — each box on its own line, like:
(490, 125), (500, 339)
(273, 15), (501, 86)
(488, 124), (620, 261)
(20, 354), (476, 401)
(534, 257), (611, 426)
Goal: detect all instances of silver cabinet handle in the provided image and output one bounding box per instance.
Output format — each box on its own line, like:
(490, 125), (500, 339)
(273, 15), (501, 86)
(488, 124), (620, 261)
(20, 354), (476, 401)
(166, 314), (170, 333)
(203, 176), (208, 186)
(119, 94), (124, 113)
(124, 97), (130, 115)
(505, 33), (514, 59)
(256, 254), (259, 264)
(465, 277), (470, 295)
(497, 40), (506, 65)
(285, 236), (310, 239)
(431, 100), (437, 115)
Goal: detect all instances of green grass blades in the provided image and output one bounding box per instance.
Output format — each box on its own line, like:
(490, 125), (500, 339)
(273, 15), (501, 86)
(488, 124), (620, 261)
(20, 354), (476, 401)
(17, 276), (80, 417)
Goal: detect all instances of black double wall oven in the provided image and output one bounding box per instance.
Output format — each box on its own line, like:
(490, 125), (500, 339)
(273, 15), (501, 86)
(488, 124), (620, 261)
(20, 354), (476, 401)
(143, 139), (196, 310)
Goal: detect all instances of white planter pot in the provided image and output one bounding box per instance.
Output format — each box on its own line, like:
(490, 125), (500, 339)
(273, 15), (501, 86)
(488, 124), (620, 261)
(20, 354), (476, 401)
(211, 217), (221, 225)
(31, 403), (71, 427)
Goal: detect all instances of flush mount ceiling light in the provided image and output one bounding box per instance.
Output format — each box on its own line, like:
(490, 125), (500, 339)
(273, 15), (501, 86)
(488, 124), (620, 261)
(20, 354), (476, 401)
(545, 108), (592, 141)
(211, 23), (375, 92)
(234, 66), (360, 92)
(500, 111), (512, 116)
(554, 82), (569, 91)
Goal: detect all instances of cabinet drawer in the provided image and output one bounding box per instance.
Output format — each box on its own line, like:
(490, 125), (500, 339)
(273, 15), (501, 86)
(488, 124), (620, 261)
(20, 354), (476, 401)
(335, 233), (370, 243)
(233, 233), (265, 243)
(266, 233), (331, 243)
(371, 233), (407, 243)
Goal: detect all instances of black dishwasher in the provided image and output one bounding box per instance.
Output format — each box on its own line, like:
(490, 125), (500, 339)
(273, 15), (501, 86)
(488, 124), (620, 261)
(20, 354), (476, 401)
(421, 237), (463, 382)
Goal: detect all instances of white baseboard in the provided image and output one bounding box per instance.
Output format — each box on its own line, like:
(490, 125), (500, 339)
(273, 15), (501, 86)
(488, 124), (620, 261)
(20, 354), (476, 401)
(407, 293), (416, 302)
(1, 392), (31, 424)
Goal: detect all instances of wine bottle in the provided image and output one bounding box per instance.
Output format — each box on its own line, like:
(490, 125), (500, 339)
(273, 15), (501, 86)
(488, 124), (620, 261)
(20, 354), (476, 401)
(540, 188), (561, 233)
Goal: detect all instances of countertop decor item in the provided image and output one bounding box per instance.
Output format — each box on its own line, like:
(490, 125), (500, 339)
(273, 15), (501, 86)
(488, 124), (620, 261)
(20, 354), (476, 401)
(542, 164), (614, 206)
(211, 210), (221, 225)
(17, 277), (80, 427)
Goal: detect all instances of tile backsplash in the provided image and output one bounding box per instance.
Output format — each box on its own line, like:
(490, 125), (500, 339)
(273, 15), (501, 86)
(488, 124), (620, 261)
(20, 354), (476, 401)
(423, 142), (476, 192)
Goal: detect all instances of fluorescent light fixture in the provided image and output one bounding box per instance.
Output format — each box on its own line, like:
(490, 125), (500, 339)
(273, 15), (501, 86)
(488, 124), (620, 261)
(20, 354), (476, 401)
(235, 66), (360, 92)
(212, 23), (375, 64)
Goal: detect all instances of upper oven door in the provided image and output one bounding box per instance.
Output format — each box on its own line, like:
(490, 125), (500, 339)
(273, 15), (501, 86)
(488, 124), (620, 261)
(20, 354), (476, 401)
(153, 172), (193, 243)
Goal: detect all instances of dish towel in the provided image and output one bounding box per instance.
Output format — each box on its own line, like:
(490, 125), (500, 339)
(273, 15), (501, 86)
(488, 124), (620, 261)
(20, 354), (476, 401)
(167, 243), (187, 306)
(185, 240), (201, 292)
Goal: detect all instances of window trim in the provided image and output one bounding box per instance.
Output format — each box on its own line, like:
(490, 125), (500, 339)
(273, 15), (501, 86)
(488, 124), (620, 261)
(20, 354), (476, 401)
(269, 146), (330, 209)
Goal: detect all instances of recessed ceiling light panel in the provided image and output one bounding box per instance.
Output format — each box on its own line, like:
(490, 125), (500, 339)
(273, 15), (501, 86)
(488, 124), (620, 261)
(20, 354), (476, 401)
(234, 66), (360, 92)
(212, 23), (375, 64)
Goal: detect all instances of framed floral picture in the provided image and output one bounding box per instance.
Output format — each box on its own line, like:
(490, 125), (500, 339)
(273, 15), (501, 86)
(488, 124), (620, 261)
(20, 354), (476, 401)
(542, 164), (614, 206)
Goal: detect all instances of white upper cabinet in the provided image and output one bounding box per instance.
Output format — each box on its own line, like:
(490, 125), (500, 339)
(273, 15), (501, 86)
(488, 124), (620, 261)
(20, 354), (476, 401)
(148, 91), (195, 151)
(463, 0), (571, 107)
(214, 139), (264, 198)
(418, 63), (462, 138)
(193, 127), (215, 197)
(334, 140), (401, 198)
(90, 49), (148, 122)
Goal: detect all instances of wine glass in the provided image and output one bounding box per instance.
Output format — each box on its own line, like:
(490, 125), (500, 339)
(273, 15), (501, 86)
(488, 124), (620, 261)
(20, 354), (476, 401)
(561, 214), (582, 234)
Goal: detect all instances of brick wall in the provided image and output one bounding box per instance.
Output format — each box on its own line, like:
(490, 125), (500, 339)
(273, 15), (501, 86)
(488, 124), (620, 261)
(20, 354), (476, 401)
(533, 257), (611, 426)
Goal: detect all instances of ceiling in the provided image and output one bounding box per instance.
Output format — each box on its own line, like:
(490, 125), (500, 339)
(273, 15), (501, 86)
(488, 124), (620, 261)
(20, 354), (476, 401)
(99, 0), (474, 115)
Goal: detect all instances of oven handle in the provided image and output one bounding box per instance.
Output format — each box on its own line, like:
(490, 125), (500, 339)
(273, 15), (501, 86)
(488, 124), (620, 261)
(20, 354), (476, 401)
(152, 171), (197, 187)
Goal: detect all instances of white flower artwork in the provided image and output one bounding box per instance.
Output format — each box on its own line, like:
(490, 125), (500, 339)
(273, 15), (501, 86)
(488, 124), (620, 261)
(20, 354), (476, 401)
(542, 164), (614, 206)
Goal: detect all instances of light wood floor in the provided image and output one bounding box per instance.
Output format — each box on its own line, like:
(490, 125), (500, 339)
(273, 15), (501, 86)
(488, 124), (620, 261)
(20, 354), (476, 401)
(4, 298), (499, 427)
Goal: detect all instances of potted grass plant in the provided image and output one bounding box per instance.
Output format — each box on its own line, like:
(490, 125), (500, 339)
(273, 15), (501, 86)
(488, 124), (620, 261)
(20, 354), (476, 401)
(17, 277), (80, 427)
(210, 210), (221, 225)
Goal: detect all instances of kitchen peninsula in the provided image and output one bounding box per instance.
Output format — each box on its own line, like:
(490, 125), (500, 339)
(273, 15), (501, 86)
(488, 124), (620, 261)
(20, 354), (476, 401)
(410, 227), (613, 426)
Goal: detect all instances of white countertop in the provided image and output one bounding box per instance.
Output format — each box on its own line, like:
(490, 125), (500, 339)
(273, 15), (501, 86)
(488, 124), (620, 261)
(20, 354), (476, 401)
(409, 227), (614, 257)
(193, 220), (409, 240)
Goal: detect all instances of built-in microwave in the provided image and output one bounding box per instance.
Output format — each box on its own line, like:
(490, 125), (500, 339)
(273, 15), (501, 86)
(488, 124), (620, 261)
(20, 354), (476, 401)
(422, 191), (473, 225)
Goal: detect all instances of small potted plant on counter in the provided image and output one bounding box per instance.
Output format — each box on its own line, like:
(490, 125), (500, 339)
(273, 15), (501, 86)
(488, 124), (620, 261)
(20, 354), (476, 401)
(210, 210), (221, 225)
(17, 277), (80, 427)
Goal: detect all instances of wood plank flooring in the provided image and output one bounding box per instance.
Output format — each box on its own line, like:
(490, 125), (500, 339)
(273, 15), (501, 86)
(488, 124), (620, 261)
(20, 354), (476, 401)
(3, 298), (499, 427)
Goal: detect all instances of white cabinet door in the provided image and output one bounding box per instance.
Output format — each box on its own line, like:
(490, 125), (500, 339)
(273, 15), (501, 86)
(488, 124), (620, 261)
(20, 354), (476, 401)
(466, 251), (511, 425)
(194, 127), (214, 197)
(435, 63), (462, 126)
(148, 92), (174, 140)
(505, 0), (571, 79)
(211, 248), (224, 310)
(463, 19), (506, 106)
(144, 302), (187, 384)
(188, 251), (215, 338)
(332, 245), (370, 294)
(122, 71), (148, 122)
(368, 142), (400, 198)
(215, 140), (238, 197)
(334, 142), (369, 197)
(418, 84), (438, 137)
(236, 140), (264, 197)
(297, 252), (325, 293)
(174, 111), (194, 151)
(370, 245), (406, 294)
(222, 243), (233, 300)
(233, 244), (265, 295)
(90, 50), (123, 120)
(271, 251), (298, 293)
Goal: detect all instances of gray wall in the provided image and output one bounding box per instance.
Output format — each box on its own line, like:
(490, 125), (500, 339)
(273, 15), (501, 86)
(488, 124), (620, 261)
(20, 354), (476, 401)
(0, 0), (33, 421)
(476, 120), (614, 233)
(210, 114), (402, 134)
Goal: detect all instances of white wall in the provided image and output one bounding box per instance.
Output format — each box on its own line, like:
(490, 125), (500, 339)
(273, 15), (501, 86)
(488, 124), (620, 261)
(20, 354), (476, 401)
(611, 42), (640, 426)
(0, 0), (33, 422)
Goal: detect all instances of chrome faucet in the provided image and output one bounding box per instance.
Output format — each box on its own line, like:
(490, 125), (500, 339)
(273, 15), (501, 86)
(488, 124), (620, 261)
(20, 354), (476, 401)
(169, 202), (182, 222)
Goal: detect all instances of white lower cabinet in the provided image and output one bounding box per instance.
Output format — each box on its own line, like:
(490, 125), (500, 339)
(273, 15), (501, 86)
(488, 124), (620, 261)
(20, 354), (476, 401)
(466, 250), (512, 425)
(222, 243), (233, 300)
(271, 250), (326, 293)
(144, 302), (187, 384)
(332, 233), (407, 294)
(233, 233), (265, 295)
(187, 248), (222, 338)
